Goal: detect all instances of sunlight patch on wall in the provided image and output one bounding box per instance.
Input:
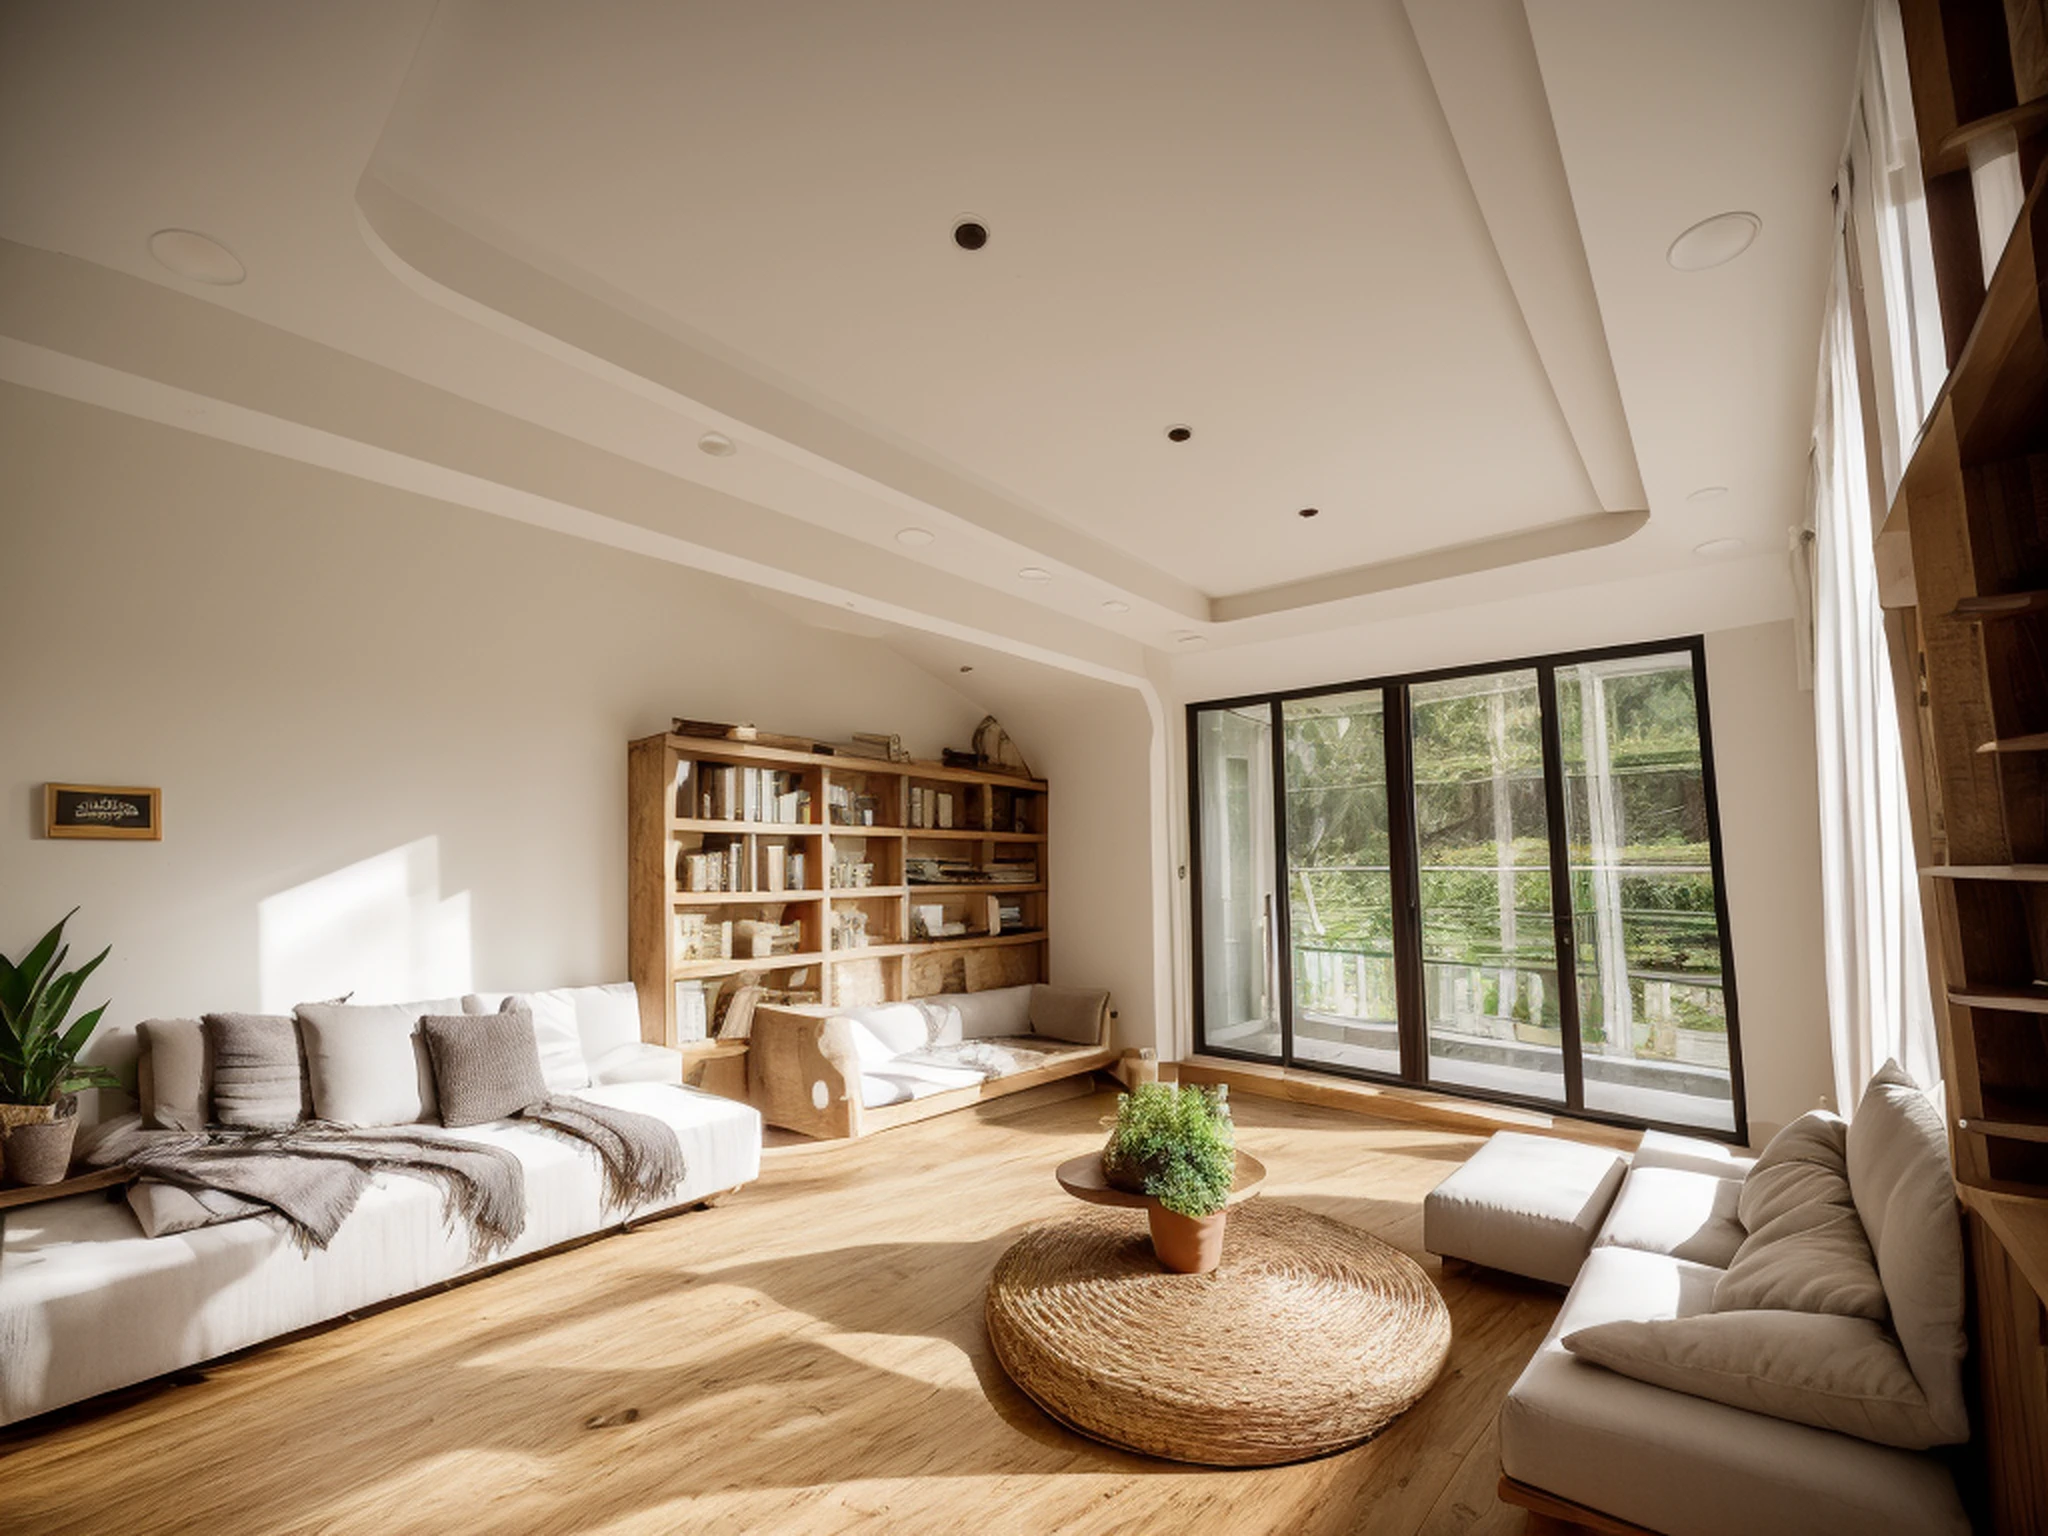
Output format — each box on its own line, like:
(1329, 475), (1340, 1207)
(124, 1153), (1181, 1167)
(258, 838), (472, 1010)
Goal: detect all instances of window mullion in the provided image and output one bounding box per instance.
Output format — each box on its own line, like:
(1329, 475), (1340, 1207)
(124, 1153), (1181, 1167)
(1536, 663), (1587, 1111)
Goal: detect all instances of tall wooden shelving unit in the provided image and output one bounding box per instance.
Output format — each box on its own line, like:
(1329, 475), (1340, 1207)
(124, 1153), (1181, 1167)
(627, 731), (1050, 1050)
(1889, 4), (2048, 1526)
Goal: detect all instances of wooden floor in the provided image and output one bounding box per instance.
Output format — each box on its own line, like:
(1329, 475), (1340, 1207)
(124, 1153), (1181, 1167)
(0, 1087), (1561, 1536)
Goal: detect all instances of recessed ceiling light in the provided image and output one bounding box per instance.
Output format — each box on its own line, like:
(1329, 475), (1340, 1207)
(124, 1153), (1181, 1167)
(148, 228), (245, 285)
(1166, 425), (1192, 443)
(959, 665), (974, 674)
(1667, 212), (1761, 271)
(895, 527), (935, 546)
(697, 432), (736, 456)
(1017, 566), (1051, 582)
(1102, 599), (1131, 614)
(1686, 486), (1729, 503)
(1298, 507), (1320, 519)
(1693, 537), (1746, 558)
(953, 220), (987, 251)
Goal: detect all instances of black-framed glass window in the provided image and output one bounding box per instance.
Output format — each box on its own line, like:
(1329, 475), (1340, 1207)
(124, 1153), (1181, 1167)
(1189, 637), (1746, 1141)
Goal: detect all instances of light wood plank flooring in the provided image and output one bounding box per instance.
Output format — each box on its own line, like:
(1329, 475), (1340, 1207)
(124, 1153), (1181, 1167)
(1, 1087), (1560, 1536)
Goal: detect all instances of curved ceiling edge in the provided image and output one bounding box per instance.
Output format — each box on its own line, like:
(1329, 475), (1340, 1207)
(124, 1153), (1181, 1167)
(354, 169), (1209, 623)
(1209, 508), (1649, 623)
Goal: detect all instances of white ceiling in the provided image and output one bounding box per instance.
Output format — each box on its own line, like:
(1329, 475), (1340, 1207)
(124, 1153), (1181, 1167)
(0, 0), (1862, 677)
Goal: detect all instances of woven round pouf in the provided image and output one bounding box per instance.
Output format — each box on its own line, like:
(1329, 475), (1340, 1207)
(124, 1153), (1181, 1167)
(985, 1200), (1450, 1466)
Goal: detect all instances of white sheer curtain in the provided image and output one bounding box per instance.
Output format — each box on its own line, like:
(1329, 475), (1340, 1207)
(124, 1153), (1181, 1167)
(1808, 238), (1940, 1108)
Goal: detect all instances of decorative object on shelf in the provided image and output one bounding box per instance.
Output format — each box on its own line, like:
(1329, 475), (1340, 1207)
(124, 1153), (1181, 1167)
(972, 715), (1034, 778)
(43, 783), (161, 842)
(1099, 1082), (1240, 1273)
(0, 909), (120, 1185)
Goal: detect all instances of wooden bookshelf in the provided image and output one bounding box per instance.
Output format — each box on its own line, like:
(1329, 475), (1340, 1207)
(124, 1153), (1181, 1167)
(1889, 10), (2048, 1520)
(627, 732), (1050, 1047)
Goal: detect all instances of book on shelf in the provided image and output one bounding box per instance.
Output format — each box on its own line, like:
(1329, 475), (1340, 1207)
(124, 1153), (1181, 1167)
(731, 919), (803, 960)
(673, 980), (710, 1042)
(675, 914), (734, 962)
(694, 764), (812, 824)
(937, 791), (953, 830)
(765, 843), (786, 893)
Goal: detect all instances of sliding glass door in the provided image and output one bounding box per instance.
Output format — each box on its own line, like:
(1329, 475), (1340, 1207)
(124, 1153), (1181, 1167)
(1410, 669), (1565, 1104)
(1190, 638), (1744, 1140)
(1194, 704), (1281, 1062)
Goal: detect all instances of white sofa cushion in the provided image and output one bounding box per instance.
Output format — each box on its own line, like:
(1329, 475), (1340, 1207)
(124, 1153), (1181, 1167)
(1564, 1310), (1948, 1450)
(1422, 1131), (1628, 1286)
(858, 1058), (987, 1108)
(1593, 1166), (1745, 1269)
(571, 983), (644, 1064)
(952, 986), (1033, 1040)
(1632, 1129), (1755, 1181)
(1717, 1111), (1885, 1321)
(587, 1041), (684, 1086)
(845, 1002), (934, 1057)
(1500, 1245), (1970, 1536)
(1848, 1060), (1968, 1445)
(0, 1083), (762, 1426)
(293, 998), (459, 1127)
(465, 991), (591, 1093)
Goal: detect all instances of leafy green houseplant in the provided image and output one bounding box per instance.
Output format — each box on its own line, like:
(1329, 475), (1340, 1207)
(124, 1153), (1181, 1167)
(1102, 1083), (1239, 1273)
(0, 910), (118, 1184)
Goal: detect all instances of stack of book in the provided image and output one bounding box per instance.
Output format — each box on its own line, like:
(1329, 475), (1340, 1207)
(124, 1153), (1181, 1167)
(825, 783), (882, 826)
(911, 904), (968, 940)
(830, 909), (870, 951)
(675, 914), (734, 962)
(678, 761), (811, 824)
(829, 858), (875, 889)
(906, 857), (1035, 886)
(678, 841), (807, 893)
(730, 919), (803, 960)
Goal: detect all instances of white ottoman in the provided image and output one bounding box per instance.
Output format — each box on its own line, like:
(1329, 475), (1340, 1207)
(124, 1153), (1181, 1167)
(1423, 1131), (1628, 1286)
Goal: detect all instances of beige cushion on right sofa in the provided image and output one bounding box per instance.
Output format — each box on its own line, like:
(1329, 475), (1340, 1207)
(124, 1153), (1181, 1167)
(1848, 1060), (1968, 1445)
(1501, 1246), (1970, 1536)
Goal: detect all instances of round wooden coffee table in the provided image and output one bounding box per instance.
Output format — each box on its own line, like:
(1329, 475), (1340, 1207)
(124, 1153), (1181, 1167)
(985, 1198), (1451, 1466)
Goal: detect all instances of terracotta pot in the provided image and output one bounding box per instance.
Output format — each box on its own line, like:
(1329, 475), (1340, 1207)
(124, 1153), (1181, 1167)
(1147, 1204), (1228, 1275)
(2, 1108), (77, 1186)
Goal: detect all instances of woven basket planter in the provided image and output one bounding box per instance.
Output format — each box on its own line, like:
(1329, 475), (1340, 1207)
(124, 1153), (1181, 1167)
(0, 1101), (60, 1185)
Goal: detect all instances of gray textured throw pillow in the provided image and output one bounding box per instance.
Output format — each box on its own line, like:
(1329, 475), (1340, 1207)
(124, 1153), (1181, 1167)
(202, 1013), (310, 1129)
(421, 1007), (549, 1128)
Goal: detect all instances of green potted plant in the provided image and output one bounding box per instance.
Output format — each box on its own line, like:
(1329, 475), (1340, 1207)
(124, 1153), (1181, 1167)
(0, 909), (118, 1185)
(1101, 1082), (1238, 1273)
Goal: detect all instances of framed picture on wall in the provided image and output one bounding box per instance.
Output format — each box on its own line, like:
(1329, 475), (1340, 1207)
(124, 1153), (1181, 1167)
(44, 783), (161, 841)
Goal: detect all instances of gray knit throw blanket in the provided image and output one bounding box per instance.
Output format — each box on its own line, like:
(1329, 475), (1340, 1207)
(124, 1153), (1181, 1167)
(93, 1097), (685, 1263)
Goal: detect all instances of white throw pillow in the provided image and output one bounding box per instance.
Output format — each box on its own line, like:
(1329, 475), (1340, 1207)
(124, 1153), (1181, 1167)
(466, 991), (590, 1092)
(846, 1020), (904, 1075)
(1849, 1060), (1968, 1445)
(293, 998), (459, 1127)
(918, 1000), (965, 1046)
(1564, 1309), (1955, 1449)
(850, 1002), (931, 1057)
(571, 983), (643, 1062)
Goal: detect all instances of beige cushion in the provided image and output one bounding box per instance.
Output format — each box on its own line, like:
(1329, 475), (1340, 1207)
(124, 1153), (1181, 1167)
(202, 1013), (309, 1129)
(1502, 1245), (1971, 1536)
(1564, 1310), (1948, 1450)
(1594, 1166), (1745, 1268)
(1027, 985), (1108, 1045)
(137, 1018), (209, 1131)
(293, 998), (459, 1127)
(1849, 1060), (1968, 1445)
(951, 986), (1033, 1039)
(1716, 1110), (1886, 1321)
(1423, 1131), (1628, 1286)
(1631, 1129), (1755, 1181)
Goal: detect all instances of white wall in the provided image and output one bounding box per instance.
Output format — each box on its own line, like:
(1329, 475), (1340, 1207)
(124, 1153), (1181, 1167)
(0, 386), (985, 1097)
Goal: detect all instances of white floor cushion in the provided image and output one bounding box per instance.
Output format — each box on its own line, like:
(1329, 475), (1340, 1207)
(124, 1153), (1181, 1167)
(0, 1084), (760, 1426)
(1423, 1131), (1628, 1285)
(1500, 1246), (1969, 1536)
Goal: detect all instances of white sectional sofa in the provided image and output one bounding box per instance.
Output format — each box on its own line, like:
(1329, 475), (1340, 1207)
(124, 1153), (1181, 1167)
(0, 983), (761, 1428)
(1427, 1066), (1971, 1536)
(748, 983), (1115, 1139)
